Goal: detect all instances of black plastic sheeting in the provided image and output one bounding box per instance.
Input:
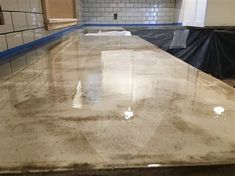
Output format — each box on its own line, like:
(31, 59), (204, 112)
(130, 29), (235, 78)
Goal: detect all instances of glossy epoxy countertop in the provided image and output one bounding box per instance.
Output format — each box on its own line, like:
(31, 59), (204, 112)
(0, 34), (235, 174)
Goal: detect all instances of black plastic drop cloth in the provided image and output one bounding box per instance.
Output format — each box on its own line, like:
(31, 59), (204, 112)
(130, 29), (235, 78)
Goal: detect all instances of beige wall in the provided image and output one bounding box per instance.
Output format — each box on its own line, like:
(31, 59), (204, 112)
(174, 0), (184, 23)
(176, 0), (235, 27)
(205, 0), (235, 26)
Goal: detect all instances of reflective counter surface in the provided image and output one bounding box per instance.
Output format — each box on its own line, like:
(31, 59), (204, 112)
(0, 33), (235, 174)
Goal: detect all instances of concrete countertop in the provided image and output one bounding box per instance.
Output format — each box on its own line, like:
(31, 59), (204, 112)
(0, 33), (235, 175)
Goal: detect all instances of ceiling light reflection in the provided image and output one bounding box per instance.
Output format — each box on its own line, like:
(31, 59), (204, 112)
(148, 164), (161, 168)
(72, 80), (83, 109)
(213, 106), (224, 115)
(123, 108), (134, 120)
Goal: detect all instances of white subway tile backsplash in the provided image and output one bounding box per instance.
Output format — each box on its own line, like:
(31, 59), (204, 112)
(76, 0), (83, 23)
(30, 0), (42, 13)
(0, 0), (178, 53)
(34, 28), (46, 39)
(18, 0), (31, 12)
(37, 0), (43, 13)
(0, 12), (13, 33)
(12, 12), (27, 31)
(0, 35), (7, 51)
(22, 30), (34, 43)
(0, 0), (18, 11)
(81, 0), (175, 24)
(6, 32), (23, 49)
(26, 13), (38, 28)
(36, 13), (44, 27)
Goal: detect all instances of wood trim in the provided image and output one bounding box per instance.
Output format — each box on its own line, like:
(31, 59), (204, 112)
(42, 0), (77, 30)
(47, 18), (78, 23)
(47, 21), (78, 30)
(42, 0), (49, 20)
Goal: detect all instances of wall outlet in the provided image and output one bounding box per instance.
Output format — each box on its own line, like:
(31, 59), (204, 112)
(0, 5), (4, 25)
(114, 13), (117, 20)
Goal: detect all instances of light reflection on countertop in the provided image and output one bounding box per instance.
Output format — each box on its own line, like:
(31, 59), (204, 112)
(72, 80), (83, 109)
(148, 164), (161, 168)
(0, 34), (235, 173)
(123, 108), (134, 120)
(214, 106), (225, 115)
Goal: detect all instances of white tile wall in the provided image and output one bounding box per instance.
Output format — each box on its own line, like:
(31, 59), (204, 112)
(34, 28), (46, 39)
(0, 34), (7, 51)
(0, 12), (13, 33)
(12, 12), (28, 31)
(6, 32), (23, 49)
(82, 0), (176, 24)
(22, 30), (34, 43)
(0, 0), (18, 11)
(36, 13), (44, 27)
(0, 0), (47, 52)
(18, 0), (31, 12)
(26, 13), (38, 28)
(30, 0), (42, 13)
(76, 0), (83, 23)
(0, 0), (178, 54)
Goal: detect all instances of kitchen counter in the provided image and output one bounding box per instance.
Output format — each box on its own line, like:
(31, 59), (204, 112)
(0, 33), (235, 175)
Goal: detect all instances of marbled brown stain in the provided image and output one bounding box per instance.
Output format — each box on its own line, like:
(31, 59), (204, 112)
(14, 96), (47, 109)
(133, 95), (183, 114)
(199, 151), (235, 163)
(13, 94), (68, 117)
(14, 97), (48, 117)
(171, 116), (223, 145)
(60, 114), (122, 123)
(109, 154), (176, 162)
(172, 117), (205, 134)
(0, 163), (95, 173)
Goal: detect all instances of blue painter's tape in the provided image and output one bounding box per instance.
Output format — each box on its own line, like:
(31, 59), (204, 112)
(0, 23), (182, 61)
(83, 23), (183, 27)
(0, 25), (84, 60)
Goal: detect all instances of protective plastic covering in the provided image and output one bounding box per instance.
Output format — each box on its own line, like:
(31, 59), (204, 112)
(170, 30), (189, 49)
(130, 29), (175, 51)
(85, 30), (132, 36)
(130, 29), (235, 78)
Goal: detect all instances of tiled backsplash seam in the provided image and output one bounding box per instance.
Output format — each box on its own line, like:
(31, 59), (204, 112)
(2, 10), (43, 14)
